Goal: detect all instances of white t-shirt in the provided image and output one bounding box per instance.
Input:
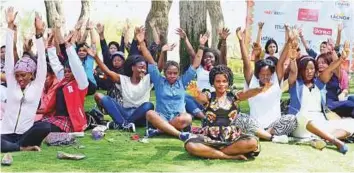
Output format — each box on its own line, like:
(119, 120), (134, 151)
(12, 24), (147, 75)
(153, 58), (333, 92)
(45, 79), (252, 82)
(245, 73), (282, 129)
(196, 66), (214, 92)
(119, 74), (153, 108)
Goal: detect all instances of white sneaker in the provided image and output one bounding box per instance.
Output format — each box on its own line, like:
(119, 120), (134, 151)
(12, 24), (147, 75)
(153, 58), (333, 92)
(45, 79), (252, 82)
(70, 132), (85, 138)
(272, 135), (289, 144)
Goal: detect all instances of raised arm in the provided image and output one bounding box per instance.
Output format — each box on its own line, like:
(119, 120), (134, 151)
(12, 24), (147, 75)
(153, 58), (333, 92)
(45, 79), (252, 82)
(299, 28), (317, 58)
(47, 31), (64, 80)
(186, 82), (209, 105)
(158, 43), (176, 71)
(95, 23), (111, 67)
(65, 31), (89, 90)
(287, 37), (299, 88)
(89, 49), (120, 83)
(236, 83), (272, 101)
(32, 12), (47, 86)
(256, 22), (264, 46)
(4, 7), (17, 87)
(236, 27), (252, 86)
(78, 19), (90, 45)
(277, 28), (297, 83)
(176, 28), (196, 63)
(87, 21), (97, 54)
(13, 24), (19, 62)
(137, 27), (156, 64)
(191, 32), (209, 69)
(218, 27), (230, 65)
(335, 24), (343, 48)
(327, 38), (341, 79)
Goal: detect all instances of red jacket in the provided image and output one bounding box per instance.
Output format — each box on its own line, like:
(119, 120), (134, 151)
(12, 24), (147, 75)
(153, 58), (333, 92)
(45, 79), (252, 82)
(46, 79), (88, 132)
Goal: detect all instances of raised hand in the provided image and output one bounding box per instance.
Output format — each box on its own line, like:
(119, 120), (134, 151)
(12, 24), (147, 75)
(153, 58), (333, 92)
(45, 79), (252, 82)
(258, 22), (264, 29)
(236, 27), (243, 41)
(74, 20), (83, 31)
(5, 7), (18, 26)
(46, 30), (55, 48)
(54, 17), (62, 29)
(338, 23), (343, 32)
(186, 81), (201, 98)
(95, 23), (104, 35)
(86, 47), (96, 57)
(175, 28), (187, 39)
(135, 26), (145, 43)
(327, 38), (335, 52)
(251, 42), (262, 58)
(284, 23), (290, 31)
(23, 37), (33, 52)
(199, 31), (210, 46)
(218, 27), (230, 40)
(298, 28), (304, 38)
(34, 12), (45, 35)
(161, 43), (177, 52)
(86, 20), (94, 30)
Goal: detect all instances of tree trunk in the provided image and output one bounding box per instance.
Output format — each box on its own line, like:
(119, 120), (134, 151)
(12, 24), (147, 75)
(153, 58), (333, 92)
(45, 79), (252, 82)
(179, 0), (207, 71)
(44, 0), (64, 28)
(44, 1), (59, 28)
(78, 0), (91, 21)
(207, 0), (224, 49)
(145, 0), (173, 47)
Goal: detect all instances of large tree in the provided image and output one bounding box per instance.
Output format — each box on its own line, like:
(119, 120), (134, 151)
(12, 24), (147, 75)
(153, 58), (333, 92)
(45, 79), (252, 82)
(144, 0), (173, 47)
(179, 0), (207, 71)
(78, 0), (91, 22)
(206, 1), (224, 49)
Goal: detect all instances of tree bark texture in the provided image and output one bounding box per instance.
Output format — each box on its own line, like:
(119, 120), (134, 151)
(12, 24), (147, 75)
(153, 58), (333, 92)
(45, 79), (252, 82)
(179, 0), (207, 71)
(206, 0), (224, 49)
(78, 0), (91, 21)
(144, 0), (173, 47)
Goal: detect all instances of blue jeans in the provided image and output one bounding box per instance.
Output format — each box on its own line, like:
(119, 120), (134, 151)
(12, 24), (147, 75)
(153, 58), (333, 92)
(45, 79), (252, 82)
(100, 96), (154, 127)
(185, 94), (204, 117)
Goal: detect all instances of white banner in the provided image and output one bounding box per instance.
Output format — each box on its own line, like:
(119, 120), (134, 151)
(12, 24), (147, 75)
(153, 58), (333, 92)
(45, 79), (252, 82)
(248, 0), (354, 71)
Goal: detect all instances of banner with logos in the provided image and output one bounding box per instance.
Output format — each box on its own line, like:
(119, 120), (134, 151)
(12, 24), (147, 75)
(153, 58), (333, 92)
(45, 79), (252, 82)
(246, 0), (354, 72)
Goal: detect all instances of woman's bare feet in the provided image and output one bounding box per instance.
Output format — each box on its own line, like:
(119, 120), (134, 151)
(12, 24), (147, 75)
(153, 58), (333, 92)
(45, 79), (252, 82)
(20, 146), (41, 152)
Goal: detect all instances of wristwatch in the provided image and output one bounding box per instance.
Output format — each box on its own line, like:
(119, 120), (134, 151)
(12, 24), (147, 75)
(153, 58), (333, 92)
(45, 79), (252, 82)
(35, 33), (43, 39)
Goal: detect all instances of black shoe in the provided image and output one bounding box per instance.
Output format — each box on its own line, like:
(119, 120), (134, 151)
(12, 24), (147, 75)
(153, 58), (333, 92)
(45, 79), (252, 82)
(106, 121), (120, 130)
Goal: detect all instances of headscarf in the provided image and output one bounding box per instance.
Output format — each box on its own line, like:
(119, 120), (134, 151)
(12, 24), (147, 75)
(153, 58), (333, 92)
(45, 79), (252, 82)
(111, 51), (125, 61)
(14, 56), (36, 73)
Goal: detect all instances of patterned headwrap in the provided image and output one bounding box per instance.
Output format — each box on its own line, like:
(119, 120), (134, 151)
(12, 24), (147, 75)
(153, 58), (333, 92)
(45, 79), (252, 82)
(14, 56), (37, 73)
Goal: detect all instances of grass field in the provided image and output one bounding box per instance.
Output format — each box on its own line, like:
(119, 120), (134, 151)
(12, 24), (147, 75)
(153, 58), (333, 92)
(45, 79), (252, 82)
(1, 73), (354, 172)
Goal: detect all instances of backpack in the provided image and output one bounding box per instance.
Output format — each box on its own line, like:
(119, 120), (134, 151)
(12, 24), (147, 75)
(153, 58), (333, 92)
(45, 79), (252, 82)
(85, 108), (107, 131)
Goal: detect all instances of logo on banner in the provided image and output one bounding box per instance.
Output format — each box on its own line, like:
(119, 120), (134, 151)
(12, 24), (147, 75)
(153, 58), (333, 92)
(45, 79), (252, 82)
(335, 0), (350, 8)
(274, 24), (296, 32)
(298, 8), (319, 22)
(313, 27), (333, 36)
(264, 10), (285, 15)
(301, 0), (324, 4)
(261, 36), (274, 41)
(330, 13), (350, 21)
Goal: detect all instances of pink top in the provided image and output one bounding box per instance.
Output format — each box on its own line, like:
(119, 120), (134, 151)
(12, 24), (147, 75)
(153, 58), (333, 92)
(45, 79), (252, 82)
(340, 69), (349, 90)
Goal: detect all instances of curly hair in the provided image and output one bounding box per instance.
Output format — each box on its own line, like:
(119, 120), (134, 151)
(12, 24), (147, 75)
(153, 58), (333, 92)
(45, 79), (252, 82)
(124, 55), (146, 77)
(202, 47), (221, 67)
(254, 58), (276, 79)
(264, 39), (278, 54)
(209, 65), (233, 86)
(163, 60), (180, 73)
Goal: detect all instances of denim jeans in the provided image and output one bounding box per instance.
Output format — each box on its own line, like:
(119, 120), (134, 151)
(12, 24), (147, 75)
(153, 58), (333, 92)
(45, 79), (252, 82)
(1, 121), (57, 152)
(185, 94), (204, 117)
(100, 96), (154, 126)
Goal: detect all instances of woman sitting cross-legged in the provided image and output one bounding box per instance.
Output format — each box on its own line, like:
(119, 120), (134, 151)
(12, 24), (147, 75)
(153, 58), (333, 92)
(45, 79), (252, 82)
(138, 27), (207, 141)
(1, 8), (49, 152)
(184, 65), (270, 160)
(92, 49), (154, 132)
(237, 27), (298, 143)
(41, 27), (89, 133)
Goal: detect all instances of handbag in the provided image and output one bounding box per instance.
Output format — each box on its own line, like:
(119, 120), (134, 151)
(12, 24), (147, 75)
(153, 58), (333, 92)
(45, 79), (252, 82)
(45, 132), (76, 146)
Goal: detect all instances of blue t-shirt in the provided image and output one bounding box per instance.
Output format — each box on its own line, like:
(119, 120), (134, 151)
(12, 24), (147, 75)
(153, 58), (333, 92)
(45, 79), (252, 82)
(83, 55), (96, 86)
(148, 64), (196, 118)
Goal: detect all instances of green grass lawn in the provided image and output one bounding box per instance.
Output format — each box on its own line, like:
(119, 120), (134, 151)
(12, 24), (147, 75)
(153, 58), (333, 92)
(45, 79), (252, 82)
(1, 73), (354, 172)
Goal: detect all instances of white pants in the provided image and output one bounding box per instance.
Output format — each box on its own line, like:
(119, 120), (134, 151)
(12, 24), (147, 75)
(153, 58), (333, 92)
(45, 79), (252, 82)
(292, 111), (354, 138)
